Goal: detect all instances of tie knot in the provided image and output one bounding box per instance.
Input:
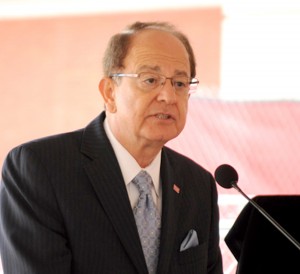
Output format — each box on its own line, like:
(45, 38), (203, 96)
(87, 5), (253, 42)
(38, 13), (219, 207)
(132, 170), (152, 195)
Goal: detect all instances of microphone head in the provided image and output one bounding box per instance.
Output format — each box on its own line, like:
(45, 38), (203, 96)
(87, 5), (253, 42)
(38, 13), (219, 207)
(214, 164), (239, 189)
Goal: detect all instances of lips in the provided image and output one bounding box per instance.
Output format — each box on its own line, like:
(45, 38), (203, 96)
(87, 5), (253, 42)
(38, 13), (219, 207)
(155, 113), (174, 120)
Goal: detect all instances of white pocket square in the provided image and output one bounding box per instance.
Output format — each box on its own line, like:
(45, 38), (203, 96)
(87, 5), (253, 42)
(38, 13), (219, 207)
(180, 229), (199, 252)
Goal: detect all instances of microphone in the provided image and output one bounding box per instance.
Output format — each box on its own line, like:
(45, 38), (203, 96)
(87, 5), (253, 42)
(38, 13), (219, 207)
(214, 164), (300, 251)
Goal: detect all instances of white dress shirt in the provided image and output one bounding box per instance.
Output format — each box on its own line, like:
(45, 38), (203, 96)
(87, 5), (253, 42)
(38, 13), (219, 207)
(104, 118), (162, 215)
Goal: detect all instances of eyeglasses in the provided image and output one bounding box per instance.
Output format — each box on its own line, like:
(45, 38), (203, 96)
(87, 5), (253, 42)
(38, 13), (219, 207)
(109, 72), (199, 95)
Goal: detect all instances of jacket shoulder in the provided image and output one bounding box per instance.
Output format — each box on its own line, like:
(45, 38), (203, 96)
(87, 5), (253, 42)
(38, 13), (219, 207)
(163, 146), (210, 174)
(4, 129), (84, 164)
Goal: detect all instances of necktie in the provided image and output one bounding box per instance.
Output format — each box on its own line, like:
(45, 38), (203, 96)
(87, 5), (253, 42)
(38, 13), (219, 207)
(132, 170), (161, 274)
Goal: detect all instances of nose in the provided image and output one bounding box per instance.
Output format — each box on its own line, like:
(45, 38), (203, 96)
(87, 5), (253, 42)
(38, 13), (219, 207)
(156, 78), (177, 104)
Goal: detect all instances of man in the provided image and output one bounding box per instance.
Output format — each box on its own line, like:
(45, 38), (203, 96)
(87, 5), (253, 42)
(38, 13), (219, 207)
(0, 21), (223, 273)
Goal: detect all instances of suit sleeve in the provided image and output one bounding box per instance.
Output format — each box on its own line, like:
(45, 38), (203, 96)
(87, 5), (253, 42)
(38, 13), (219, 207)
(0, 145), (72, 274)
(207, 173), (223, 274)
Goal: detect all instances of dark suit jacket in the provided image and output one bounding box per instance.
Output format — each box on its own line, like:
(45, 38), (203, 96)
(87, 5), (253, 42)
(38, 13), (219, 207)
(0, 112), (223, 274)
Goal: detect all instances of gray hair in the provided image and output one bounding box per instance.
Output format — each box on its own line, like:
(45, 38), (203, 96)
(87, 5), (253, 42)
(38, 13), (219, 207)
(102, 21), (196, 78)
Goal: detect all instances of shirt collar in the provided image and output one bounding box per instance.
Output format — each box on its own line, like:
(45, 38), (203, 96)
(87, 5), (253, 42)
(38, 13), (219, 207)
(104, 118), (161, 198)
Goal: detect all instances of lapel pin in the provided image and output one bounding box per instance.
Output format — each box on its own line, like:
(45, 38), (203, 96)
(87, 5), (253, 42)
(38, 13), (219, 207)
(173, 184), (180, 194)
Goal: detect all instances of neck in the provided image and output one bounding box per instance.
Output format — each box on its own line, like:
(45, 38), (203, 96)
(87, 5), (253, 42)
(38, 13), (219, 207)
(106, 115), (163, 168)
(125, 142), (162, 168)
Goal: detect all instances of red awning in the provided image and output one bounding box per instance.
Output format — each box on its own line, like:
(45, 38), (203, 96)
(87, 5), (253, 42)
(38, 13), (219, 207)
(167, 98), (300, 195)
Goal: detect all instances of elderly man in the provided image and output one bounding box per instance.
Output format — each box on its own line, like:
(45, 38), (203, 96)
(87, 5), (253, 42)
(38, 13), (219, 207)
(0, 21), (223, 274)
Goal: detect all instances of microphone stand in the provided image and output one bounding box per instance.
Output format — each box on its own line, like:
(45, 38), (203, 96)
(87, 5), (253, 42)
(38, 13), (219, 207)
(231, 181), (300, 251)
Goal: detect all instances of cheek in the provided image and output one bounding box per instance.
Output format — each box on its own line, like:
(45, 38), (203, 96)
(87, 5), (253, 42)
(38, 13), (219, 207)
(115, 93), (147, 128)
(176, 102), (189, 132)
(179, 100), (189, 119)
(115, 89), (135, 112)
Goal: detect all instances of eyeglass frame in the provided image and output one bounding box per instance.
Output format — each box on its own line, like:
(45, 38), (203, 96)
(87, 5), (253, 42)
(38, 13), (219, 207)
(109, 72), (199, 95)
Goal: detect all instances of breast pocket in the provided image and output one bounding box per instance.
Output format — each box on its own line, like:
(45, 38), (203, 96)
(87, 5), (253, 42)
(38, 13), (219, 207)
(177, 242), (207, 273)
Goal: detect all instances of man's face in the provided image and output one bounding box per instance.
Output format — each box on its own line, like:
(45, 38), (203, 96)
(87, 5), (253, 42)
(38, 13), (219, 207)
(104, 29), (191, 149)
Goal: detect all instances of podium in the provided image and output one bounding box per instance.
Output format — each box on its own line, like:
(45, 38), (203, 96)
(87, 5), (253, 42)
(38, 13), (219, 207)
(225, 195), (300, 274)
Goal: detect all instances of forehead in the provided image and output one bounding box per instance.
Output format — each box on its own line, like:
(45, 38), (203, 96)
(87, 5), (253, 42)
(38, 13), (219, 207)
(124, 29), (190, 74)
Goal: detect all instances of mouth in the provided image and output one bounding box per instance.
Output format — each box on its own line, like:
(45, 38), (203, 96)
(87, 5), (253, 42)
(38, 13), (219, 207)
(155, 113), (173, 120)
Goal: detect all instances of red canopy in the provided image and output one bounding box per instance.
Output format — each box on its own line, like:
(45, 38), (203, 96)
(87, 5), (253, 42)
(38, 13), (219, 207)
(167, 98), (300, 195)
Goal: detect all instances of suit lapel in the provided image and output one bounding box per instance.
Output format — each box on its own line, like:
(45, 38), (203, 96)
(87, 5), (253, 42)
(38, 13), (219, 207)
(81, 113), (148, 273)
(157, 148), (183, 274)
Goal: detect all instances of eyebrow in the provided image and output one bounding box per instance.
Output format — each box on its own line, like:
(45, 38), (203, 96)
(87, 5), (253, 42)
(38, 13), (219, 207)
(137, 65), (188, 76)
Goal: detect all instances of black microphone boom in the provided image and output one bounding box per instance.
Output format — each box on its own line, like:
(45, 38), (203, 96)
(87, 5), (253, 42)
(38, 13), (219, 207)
(214, 164), (300, 251)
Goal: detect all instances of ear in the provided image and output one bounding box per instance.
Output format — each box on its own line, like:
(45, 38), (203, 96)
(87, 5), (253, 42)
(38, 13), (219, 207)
(98, 77), (117, 113)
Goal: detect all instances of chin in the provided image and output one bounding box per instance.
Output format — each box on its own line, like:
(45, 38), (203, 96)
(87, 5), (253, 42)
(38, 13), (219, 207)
(153, 133), (179, 144)
(144, 127), (181, 143)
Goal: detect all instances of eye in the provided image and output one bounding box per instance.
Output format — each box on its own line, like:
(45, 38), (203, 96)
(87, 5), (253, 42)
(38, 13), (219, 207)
(140, 73), (160, 87)
(173, 77), (189, 89)
(174, 81), (186, 88)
